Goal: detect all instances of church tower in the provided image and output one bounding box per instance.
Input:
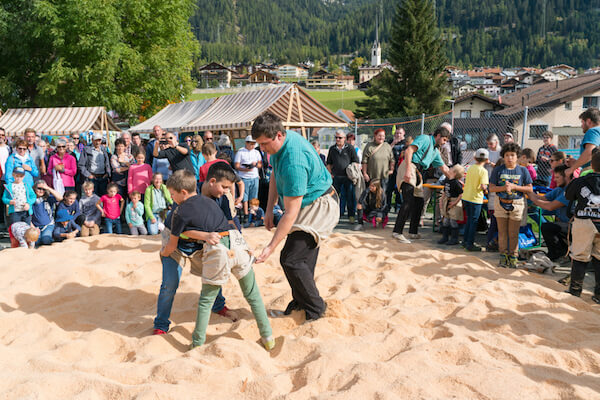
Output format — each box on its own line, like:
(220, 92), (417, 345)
(371, 14), (381, 67)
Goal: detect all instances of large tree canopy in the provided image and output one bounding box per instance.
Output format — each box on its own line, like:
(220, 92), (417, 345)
(356, 0), (448, 118)
(0, 0), (198, 121)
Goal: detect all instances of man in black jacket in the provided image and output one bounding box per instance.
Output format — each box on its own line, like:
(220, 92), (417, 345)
(78, 132), (111, 196)
(327, 130), (360, 223)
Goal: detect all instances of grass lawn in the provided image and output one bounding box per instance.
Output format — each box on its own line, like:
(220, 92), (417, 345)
(188, 89), (366, 113)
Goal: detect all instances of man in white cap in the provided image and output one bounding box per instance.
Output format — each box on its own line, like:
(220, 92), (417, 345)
(234, 135), (263, 223)
(503, 132), (514, 144)
(78, 132), (111, 195)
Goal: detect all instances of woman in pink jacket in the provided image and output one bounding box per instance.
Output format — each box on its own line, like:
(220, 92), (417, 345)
(47, 139), (77, 191)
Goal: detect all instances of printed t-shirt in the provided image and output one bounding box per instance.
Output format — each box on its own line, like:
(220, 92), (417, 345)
(490, 164), (532, 200)
(269, 130), (332, 208)
(100, 194), (123, 219)
(444, 179), (463, 199)
(462, 164), (489, 204)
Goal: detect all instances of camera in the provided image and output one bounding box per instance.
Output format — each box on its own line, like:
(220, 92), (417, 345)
(159, 139), (168, 145)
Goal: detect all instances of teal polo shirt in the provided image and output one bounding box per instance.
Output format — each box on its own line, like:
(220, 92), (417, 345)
(411, 134), (444, 169)
(270, 130), (332, 208)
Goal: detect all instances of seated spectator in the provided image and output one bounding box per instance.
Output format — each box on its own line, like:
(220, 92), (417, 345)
(126, 191), (147, 236)
(244, 198), (264, 228)
(31, 181), (63, 246)
(529, 165), (573, 263)
(52, 209), (80, 242)
(80, 181), (102, 237)
(57, 190), (84, 226)
(272, 204), (284, 227)
(144, 173), (172, 235)
(354, 179), (388, 230)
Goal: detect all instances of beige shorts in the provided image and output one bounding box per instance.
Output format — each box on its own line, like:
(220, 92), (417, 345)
(570, 218), (600, 262)
(493, 197), (525, 221)
(441, 196), (463, 220)
(396, 159), (423, 198)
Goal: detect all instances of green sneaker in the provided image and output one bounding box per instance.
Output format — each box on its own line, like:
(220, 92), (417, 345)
(262, 336), (276, 351)
(499, 253), (509, 268)
(508, 255), (519, 269)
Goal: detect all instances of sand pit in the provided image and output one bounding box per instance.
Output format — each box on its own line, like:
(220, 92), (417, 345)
(1, 230), (600, 399)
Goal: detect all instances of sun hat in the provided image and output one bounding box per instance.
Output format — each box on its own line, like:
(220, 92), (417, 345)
(55, 209), (74, 223)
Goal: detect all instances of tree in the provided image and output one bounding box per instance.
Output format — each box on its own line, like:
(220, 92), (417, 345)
(349, 57), (366, 82)
(0, 0), (198, 121)
(356, 0), (448, 118)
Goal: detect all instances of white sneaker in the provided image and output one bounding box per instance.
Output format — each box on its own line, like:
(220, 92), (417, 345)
(392, 233), (411, 243)
(408, 233), (422, 240)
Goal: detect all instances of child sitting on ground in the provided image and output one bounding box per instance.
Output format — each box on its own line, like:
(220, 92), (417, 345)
(353, 179), (388, 230)
(273, 204), (284, 226)
(144, 173), (172, 235)
(2, 166), (36, 225)
(564, 152), (600, 302)
(31, 181), (63, 246)
(160, 169), (274, 350)
(461, 149), (489, 251)
(489, 143), (533, 268)
(97, 182), (124, 234)
(244, 198), (264, 228)
(80, 181), (102, 237)
(52, 209), (81, 242)
(126, 191), (147, 235)
(438, 164), (465, 245)
(57, 190), (84, 226)
(9, 222), (39, 249)
(519, 148), (537, 182)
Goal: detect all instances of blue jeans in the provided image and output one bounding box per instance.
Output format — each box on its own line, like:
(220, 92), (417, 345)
(36, 224), (54, 246)
(9, 211), (31, 225)
(153, 255), (226, 332)
(333, 176), (356, 217)
(242, 177), (259, 202)
(104, 218), (122, 234)
(462, 200), (483, 247)
(147, 212), (161, 235)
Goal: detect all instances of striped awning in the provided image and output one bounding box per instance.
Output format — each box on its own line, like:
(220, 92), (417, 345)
(0, 106), (120, 136)
(128, 98), (215, 134)
(183, 84), (347, 132)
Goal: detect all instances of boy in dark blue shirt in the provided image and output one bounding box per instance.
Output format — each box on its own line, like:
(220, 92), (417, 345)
(160, 168), (274, 350)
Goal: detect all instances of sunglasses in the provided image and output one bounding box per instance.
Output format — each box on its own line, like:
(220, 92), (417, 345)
(335, 137), (344, 139)
(17, 147), (27, 150)
(185, 138), (192, 141)
(56, 145), (66, 148)
(72, 137), (79, 140)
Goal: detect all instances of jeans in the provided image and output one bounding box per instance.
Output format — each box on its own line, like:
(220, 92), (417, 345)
(487, 210), (498, 246)
(8, 211), (31, 225)
(104, 218), (122, 234)
(242, 177), (259, 202)
(386, 172), (401, 211)
(393, 182), (425, 235)
(280, 231), (325, 320)
(333, 176), (356, 217)
(153, 255), (226, 332)
(36, 223), (54, 246)
(147, 212), (162, 235)
(462, 200), (483, 247)
(91, 176), (108, 197)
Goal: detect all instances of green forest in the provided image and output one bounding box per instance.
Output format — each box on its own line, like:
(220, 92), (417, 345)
(191, 0), (600, 68)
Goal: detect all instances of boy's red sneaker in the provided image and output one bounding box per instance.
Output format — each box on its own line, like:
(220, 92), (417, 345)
(216, 306), (239, 322)
(153, 328), (167, 335)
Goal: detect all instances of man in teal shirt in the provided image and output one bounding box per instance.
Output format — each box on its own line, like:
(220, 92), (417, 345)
(566, 107), (600, 177)
(252, 111), (339, 321)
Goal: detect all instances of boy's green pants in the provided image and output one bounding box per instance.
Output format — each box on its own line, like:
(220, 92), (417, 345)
(191, 238), (272, 347)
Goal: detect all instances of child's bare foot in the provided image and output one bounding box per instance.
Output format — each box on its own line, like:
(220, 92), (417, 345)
(216, 306), (239, 322)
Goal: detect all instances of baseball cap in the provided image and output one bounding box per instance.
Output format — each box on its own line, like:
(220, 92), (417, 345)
(503, 132), (513, 138)
(13, 166), (25, 175)
(475, 148), (489, 160)
(245, 135), (256, 142)
(92, 132), (103, 140)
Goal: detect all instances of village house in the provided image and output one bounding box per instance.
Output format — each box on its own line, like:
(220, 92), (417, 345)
(306, 70), (354, 90)
(275, 64), (309, 80)
(198, 62), (236, 88)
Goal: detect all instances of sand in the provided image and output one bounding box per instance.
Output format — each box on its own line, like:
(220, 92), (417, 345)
(1, 230), (600, 399)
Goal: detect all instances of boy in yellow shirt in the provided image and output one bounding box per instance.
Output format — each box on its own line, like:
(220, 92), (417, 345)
(462, 149), (490, 251)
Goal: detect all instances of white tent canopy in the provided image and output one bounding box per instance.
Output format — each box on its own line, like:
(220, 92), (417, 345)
(128, 99), (215, 134)
(0, 106), (119, 136)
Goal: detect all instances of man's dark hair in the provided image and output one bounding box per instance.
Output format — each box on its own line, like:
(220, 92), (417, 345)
(579, 107), (600, 124)
(500, 142), (521, 157)
(520, 148), (535, 161)
(114, 138), (125, 147)
(206, 162), (237, 183)
(131, 132), (140, 138)
(592, 151), (600, 173)
(433, 126), (451, 139)
(553, 164), (569, 178)
(63, 190), (77, 199)
(252, 111), (284, 140)
(552, 151), (566, 161)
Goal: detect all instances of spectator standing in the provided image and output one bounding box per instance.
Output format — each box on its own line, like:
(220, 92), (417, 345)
(80, 181), (102, 237)
(566, 108), (600, 178)
(152, 132), (194, 174)
(327, 130), (359, 223)
(71, 133), (85, 153)
(121, 132), (140, 156)
(199, 143), (226, 182)
(217, 134), (234, 161)
(127, 151), (153, 196)
(0, 127), (11, 224)
(47, 139), (77, 192)
(110, 138), (134, 198)
(24, 128), (45, 177)
(461, 149), (490, 251)
(503, 132), (515, 144)
(362, 128), (394, 191)
(131, 132), (143, 150)
(78, 132), (111, 196)
(310, 139), (327, 165)
(4, 139), (39, 187)
(145, 125), (164, 166)
(2, 166), (36, 225)
(386, 127), (406, 213)
(485, 134), (502, 251)
(234, 135), (263, 224)
(347, 132), (362, 161)
(203, 130), (215, 146)
(536, 131), (558, 186)
(392, 127), (451, 243)
(189, 134), (206, 181)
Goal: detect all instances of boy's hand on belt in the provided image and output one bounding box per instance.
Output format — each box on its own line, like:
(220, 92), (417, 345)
(206, 232), (221, 245)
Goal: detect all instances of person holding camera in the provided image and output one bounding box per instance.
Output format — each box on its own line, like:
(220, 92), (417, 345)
(152, 132), (195, 175)
(234, 135), (263, 224)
